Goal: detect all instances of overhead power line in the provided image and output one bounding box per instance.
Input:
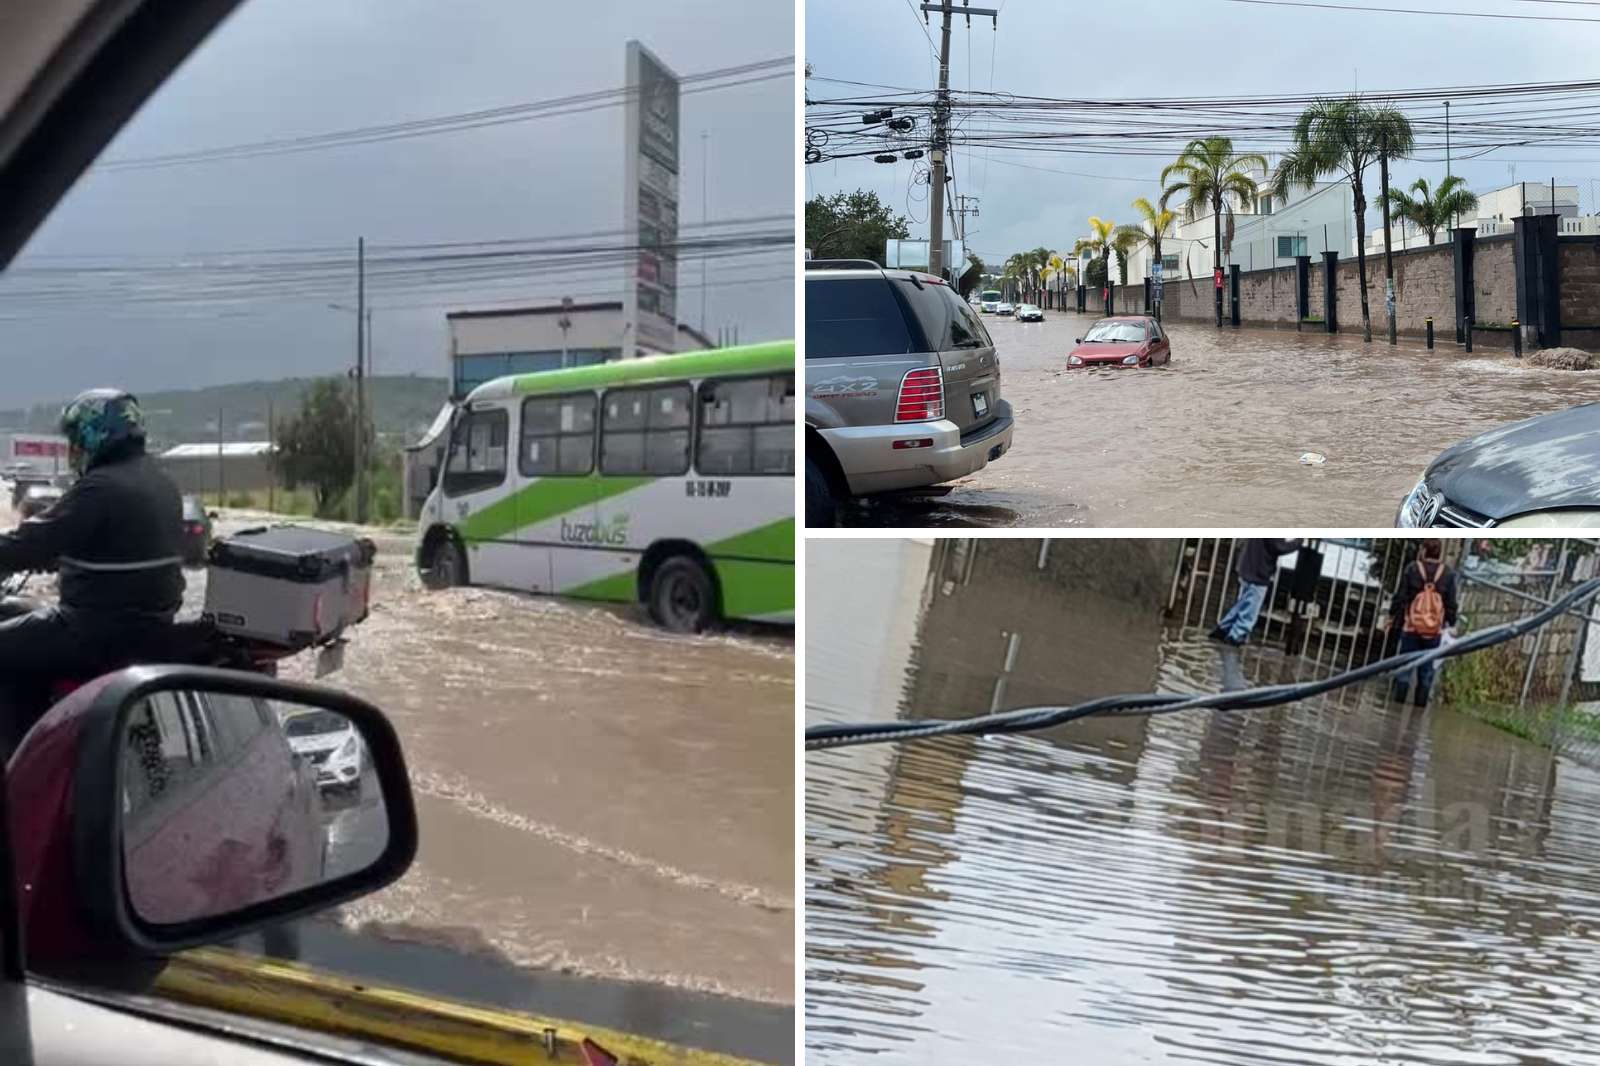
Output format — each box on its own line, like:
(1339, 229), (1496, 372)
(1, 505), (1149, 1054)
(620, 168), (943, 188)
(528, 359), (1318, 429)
(1215, 0), (1600, 22)
(94, 55), (792, 172)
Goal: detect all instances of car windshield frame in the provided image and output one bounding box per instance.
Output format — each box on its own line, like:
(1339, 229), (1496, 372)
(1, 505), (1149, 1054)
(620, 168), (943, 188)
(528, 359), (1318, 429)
(1083, 321), (1149, 344)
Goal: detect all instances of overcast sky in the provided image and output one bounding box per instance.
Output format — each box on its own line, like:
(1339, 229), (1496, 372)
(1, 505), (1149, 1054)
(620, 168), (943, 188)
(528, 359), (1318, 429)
(806, 0), (1600, 273)
(0, 0), (793, 406)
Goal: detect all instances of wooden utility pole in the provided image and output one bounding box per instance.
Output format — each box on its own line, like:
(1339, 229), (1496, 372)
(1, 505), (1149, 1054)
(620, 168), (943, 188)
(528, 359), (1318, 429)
(1381, 134), (1397, 345)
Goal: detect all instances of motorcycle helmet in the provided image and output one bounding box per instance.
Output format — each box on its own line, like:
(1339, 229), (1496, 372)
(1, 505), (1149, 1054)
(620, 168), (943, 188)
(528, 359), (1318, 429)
(59, 388), (146, 473)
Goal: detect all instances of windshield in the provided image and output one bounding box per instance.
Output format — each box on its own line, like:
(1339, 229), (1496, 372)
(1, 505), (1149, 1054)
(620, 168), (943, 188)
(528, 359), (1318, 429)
(981, 290), (1002, 301)
(1084, 321), (1149, 343)
(181, 498), (203, 520)
(282, 710), (348, 738)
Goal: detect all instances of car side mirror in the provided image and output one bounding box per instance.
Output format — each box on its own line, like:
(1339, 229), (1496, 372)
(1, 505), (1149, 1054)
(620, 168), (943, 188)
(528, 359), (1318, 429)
(1074, 338), (1081, 344)
(207, 510), (219, 520)
(7, 665), (417, 971)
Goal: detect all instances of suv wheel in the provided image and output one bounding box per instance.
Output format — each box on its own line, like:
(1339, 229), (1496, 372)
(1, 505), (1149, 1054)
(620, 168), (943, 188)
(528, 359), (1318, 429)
(806, 455), (838, 527)
(648, 556), (717, 633)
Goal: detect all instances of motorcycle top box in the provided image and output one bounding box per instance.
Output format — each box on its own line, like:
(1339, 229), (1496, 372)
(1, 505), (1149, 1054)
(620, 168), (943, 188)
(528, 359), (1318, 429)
(203, 526), (376, 648)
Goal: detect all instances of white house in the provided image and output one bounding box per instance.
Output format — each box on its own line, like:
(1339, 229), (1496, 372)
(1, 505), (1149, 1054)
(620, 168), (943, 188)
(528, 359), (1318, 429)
(1355, 181), (1588, 254)
(1072, 162), (1353, 289)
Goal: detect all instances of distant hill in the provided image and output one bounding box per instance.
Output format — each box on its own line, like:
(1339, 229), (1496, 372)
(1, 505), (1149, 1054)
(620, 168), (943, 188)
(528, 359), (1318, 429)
(0, 376), (450, 451)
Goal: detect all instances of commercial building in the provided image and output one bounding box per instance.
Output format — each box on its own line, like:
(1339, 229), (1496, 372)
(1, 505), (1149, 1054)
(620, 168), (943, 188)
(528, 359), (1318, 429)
(158, 441), (277, 496)
(445, 300), (714, 400)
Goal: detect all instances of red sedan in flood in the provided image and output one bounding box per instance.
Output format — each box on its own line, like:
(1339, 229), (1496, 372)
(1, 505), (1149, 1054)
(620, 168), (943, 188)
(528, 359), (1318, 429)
(1066, 315), (1172, 368)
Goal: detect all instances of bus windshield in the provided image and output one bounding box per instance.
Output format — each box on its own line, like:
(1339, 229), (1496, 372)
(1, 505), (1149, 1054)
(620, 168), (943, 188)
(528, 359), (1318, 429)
(980, 290), (1002, 301)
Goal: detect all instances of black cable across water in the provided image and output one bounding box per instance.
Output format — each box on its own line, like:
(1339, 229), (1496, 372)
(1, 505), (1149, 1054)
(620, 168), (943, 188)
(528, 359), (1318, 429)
(805, 576), (1600, 752)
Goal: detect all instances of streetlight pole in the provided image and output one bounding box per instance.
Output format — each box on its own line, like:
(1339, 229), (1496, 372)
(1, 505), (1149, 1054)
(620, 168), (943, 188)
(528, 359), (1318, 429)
(558, 296), (574, 368)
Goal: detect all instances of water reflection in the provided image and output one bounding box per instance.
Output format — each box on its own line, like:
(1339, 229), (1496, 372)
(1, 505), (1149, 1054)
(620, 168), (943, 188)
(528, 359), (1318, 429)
(805, 540), (1600, 1063)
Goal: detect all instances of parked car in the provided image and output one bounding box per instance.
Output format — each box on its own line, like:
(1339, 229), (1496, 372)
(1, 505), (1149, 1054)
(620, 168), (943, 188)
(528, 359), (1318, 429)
(805, 260), (1015, 526)
(1395, 402), (1600, 527)
(1066, 315), (1173, 368)
(281, 706), (365, 797)
(180, 495), (214, 566)
(17, 484), (63, 519)
(1015, 304), (1044, 322)
(996, 301), (1015, 316)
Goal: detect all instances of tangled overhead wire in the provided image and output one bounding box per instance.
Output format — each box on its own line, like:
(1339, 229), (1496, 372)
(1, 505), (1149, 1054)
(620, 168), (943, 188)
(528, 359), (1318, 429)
(804, 576), (1600, 752)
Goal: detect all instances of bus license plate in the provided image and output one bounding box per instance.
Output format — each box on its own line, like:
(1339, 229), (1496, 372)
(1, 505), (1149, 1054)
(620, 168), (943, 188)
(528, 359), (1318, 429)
(315, 641), (346, 678)
(973, 393), (989, 418)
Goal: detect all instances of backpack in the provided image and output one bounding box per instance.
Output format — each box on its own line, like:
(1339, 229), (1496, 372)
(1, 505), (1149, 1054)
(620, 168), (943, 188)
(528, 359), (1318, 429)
(1405, 561), (1446, 638)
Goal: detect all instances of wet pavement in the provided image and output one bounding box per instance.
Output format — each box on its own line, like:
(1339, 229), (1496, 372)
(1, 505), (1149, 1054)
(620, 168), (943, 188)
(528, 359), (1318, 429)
(805, 539), (1600, 1063)
(173, 510), (795, 1060)
(841, 313), (1597, 527)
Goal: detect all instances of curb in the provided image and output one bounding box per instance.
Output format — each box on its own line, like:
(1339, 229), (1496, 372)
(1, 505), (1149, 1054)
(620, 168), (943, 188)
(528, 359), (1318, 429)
(156, 947), (768, 1066)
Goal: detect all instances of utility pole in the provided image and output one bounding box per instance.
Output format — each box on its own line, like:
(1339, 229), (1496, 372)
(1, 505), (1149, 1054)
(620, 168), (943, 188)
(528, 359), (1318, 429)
(921, 1), (997, 281)
(1444, 101), (1454, 230)
(1380, 133), (1396, 345)
(266, 397), (275, 514)
(953, 194), (980, 240)
(354, 236), (366, 525)
(701, 131), (710, 335)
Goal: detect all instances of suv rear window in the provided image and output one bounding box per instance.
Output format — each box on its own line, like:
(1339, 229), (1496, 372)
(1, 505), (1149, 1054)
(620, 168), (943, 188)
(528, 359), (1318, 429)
(806, 276), (916, 359)
(896, 279), (993, 352)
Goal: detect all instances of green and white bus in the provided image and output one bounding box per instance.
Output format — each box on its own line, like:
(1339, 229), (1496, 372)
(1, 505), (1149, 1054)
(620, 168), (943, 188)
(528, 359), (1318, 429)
(416, 341), (794, 631)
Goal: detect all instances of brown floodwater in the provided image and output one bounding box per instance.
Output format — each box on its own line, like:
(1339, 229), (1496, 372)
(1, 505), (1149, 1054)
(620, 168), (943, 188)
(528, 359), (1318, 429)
(805, 539), (1600, 1063)
(842, 313), (1598, 527)
(193, 513), (796, 1007)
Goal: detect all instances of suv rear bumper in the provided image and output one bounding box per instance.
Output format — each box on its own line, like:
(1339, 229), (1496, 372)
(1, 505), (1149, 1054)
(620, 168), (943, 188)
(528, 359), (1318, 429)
(818, 401), (1014, 496)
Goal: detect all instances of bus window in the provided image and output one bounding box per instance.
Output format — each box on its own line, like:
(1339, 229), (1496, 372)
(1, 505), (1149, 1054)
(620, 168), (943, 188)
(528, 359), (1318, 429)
(601, 384), (691, 476)
(696, 374), (795, 476)
(444, 408), (508, 496)
(520, 394), (596, 477)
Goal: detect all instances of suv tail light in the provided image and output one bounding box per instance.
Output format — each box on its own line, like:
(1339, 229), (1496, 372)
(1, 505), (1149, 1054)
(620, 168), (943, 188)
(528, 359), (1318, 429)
(895, 366), (944, 423)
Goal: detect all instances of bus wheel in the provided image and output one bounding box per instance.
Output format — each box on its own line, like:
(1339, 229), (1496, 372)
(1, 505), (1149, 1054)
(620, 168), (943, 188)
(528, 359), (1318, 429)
(648, 556), (716, 633)
(805, 455), (837, 527)
(422, 536), (466, 589)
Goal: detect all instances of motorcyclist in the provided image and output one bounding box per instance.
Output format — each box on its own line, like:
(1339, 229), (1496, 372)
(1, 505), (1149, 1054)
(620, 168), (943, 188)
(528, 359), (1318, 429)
(0, 390), (184, 720)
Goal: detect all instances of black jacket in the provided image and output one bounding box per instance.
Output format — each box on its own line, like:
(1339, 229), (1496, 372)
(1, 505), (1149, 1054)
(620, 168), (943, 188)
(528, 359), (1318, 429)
(0, 448), (184, 614)
(1391, 558), (1459, 631)
(1238, 538), (1301, 586)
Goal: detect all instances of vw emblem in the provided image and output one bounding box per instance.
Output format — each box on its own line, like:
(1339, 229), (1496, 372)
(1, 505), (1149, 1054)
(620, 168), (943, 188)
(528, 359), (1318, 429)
(1420, 491), (1443, 527)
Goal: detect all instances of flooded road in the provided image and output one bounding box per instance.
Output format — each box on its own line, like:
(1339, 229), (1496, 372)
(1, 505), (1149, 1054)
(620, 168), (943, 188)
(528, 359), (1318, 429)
(182, 512), (794, 1058)
(843, 314), (1597, 527)
(805, 539), (1600, 1063)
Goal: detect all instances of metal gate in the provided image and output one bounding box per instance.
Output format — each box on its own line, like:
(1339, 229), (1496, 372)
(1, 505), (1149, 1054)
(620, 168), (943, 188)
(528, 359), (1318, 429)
(1167, 538), (1600, 756)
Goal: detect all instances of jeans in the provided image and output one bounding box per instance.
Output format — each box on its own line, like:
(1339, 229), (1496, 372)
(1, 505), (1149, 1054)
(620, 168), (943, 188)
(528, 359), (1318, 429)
(1391, 631), (1441, 707)
(1219, 581), (1268, 643)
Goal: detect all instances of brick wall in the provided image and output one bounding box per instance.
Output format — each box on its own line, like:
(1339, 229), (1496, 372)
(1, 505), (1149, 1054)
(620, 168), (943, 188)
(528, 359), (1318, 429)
(1559, 237), (1600, 347)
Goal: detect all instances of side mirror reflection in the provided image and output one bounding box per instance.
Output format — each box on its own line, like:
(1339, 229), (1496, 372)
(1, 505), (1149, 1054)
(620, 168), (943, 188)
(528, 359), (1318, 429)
(121, 689), (391, 928)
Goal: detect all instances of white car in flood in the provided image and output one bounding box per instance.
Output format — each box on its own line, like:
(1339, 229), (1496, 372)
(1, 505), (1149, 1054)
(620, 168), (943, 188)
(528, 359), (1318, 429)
(996, 302), (1014, 316)
(281, 707), (364, 796)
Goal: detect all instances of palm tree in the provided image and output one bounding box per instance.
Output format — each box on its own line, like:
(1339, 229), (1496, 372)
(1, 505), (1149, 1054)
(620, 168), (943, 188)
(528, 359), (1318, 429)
(1385, 175), (1479, 247)
(1116, 197), (1177, 317)
(1045, 252), (1076, 309)
(1073, 216), (1117, 310)
(1273, 95), (1414, 343)
(1160, 137), (1268, 327)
